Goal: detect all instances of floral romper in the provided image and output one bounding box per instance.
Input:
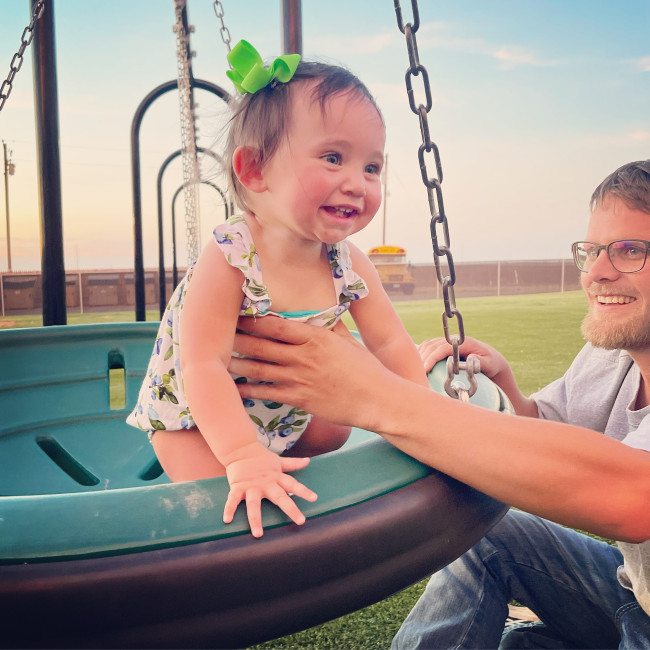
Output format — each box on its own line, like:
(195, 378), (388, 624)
(126, 214), (369, 454)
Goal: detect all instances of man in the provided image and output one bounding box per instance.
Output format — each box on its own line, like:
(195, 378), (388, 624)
(229, 160), (650, 648)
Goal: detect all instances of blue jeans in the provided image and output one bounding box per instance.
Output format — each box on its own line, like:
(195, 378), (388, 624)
(392, 510), (650, 649)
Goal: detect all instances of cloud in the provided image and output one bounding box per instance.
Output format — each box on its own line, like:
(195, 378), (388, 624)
(625, 130), (650, 143)
(417, 21), (559, 70)
(416, 21), (489, 56)
(310, 21), (558, 71)
(493, 46), (541, 70)
(629, 56), (650, 71)
(309, 31), (398, 56)
(578, 130), (650, 147)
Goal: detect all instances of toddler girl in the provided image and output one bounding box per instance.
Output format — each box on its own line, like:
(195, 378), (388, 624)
(127, 40), (428, 537)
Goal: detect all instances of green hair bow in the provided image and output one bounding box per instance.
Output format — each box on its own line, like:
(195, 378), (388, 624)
(226, 40), (301, 95)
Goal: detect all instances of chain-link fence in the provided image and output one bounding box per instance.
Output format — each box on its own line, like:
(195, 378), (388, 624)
(0, 260), (581, 316)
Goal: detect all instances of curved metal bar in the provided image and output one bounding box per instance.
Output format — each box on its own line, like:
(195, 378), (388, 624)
(155, 147), (224, 316)
(130, 78), (229, 320)
(166, 178), (229, 310)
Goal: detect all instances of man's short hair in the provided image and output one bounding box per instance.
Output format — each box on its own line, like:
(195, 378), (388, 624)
(591, 160), (650, 213)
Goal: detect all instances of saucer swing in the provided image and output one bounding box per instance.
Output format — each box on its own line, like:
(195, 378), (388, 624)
(0, 2), (510, 648)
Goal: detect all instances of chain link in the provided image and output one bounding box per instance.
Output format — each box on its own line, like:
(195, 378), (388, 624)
(173, 0), (202, 264)
(393, 0), (477, 399)
(0, 0), (45, 113)
(212, 0), (232, 52)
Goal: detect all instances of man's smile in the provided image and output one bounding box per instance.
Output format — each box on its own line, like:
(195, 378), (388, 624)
(596, 295), (636, 305)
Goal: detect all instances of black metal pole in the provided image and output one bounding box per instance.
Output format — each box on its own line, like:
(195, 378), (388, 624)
(32, 0), (66, 325)
(2, 142), (11, 272)
(282, 0), (302, 55)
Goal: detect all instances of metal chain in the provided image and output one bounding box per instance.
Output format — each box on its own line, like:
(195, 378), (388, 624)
(393, 0), (478, 400)
(212, 0), (232, 52)
(173, 0), (202, 263)
(0, 0), (45, 113)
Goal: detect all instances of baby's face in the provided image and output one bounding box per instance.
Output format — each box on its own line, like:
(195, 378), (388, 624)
(257, 82), (386, 245)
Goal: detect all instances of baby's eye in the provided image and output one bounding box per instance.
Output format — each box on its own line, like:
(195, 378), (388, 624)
(365, 163), (381, 175)
(323, 153), (341, 165)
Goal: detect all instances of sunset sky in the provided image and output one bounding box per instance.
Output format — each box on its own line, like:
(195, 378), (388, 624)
(1, 0), (649, 272)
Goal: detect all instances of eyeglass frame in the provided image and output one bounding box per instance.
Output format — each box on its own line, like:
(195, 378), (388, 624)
(571, 239), (650, 274)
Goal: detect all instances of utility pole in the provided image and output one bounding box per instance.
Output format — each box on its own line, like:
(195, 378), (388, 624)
(2, 141), (13, 272)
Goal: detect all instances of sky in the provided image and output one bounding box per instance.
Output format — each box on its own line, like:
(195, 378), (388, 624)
(0, 0), (649, 272)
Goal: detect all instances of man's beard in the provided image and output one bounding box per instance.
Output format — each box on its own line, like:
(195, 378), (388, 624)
(581, 308), (650, 350)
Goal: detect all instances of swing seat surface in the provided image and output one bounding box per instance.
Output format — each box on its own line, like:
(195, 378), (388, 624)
(0, 322), (510, 648)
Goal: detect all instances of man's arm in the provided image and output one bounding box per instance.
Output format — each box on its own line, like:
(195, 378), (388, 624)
(230, 316), (650, 543)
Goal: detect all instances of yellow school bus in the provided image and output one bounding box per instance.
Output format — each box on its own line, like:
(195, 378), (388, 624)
(367, 245), (415, 295)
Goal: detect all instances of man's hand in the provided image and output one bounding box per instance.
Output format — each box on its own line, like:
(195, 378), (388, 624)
(417, 336), (510, 380)
(222, 442), (317, 538)
(230, 317), (390, 429)
(418, 336), (537, 417)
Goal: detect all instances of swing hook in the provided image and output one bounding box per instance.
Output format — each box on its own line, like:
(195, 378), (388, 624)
(444, 339), (479, 402)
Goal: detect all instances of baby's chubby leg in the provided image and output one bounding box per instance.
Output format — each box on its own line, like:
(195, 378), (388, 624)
(283, 416), (351, 457)
(152, 428), (227, 482)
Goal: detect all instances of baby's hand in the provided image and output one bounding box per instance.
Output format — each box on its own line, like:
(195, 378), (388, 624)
(222, 442), (317, 538)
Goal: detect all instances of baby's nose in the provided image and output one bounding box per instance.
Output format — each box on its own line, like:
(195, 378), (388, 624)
(342, 169), (366, 197)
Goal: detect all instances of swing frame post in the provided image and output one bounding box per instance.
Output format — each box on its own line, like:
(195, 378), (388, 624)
(281, 0), (302, 55)
(32, 0), (66, 326)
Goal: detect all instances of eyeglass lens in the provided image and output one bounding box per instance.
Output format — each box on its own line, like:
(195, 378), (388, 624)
(574, 240), (649, 273)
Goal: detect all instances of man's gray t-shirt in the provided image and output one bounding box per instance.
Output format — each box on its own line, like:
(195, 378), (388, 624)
(531, 342), (650, 615)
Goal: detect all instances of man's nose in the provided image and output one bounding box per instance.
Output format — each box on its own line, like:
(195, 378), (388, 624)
(586, 247), (620, 281)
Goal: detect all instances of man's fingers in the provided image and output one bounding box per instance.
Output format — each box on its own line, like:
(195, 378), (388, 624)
(417, 338), (452, 372)
(229, 354), (291, 385)
(331, 318), (358, 341)
(231, 332), (288, 368)
(237, 315), (313, 346)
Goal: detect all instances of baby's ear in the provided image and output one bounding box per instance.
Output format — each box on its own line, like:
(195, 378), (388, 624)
(232, 146), (267, 193)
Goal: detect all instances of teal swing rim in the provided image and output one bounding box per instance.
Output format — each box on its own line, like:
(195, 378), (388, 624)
(0, 321), (511, 564)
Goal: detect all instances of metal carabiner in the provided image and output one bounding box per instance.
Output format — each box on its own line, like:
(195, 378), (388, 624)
(443, 354), (480, 400)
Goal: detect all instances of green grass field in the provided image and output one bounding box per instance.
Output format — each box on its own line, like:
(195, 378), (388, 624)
(0, 290), (589, 649)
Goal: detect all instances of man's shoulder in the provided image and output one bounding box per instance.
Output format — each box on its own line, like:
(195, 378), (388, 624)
(576, 342), (632, 368)
(564, 343), (635, 393)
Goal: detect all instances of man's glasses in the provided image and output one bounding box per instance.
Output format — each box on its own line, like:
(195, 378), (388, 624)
(571, 240), (650, 274)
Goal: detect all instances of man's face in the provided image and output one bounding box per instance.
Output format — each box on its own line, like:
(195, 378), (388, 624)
(580, 196), (650, 350)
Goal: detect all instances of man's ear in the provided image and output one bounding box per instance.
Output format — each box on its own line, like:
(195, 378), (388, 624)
(232, 146), (267, 193)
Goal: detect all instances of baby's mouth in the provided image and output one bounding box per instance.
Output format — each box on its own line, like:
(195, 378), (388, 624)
(323, 206), (358, 218)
